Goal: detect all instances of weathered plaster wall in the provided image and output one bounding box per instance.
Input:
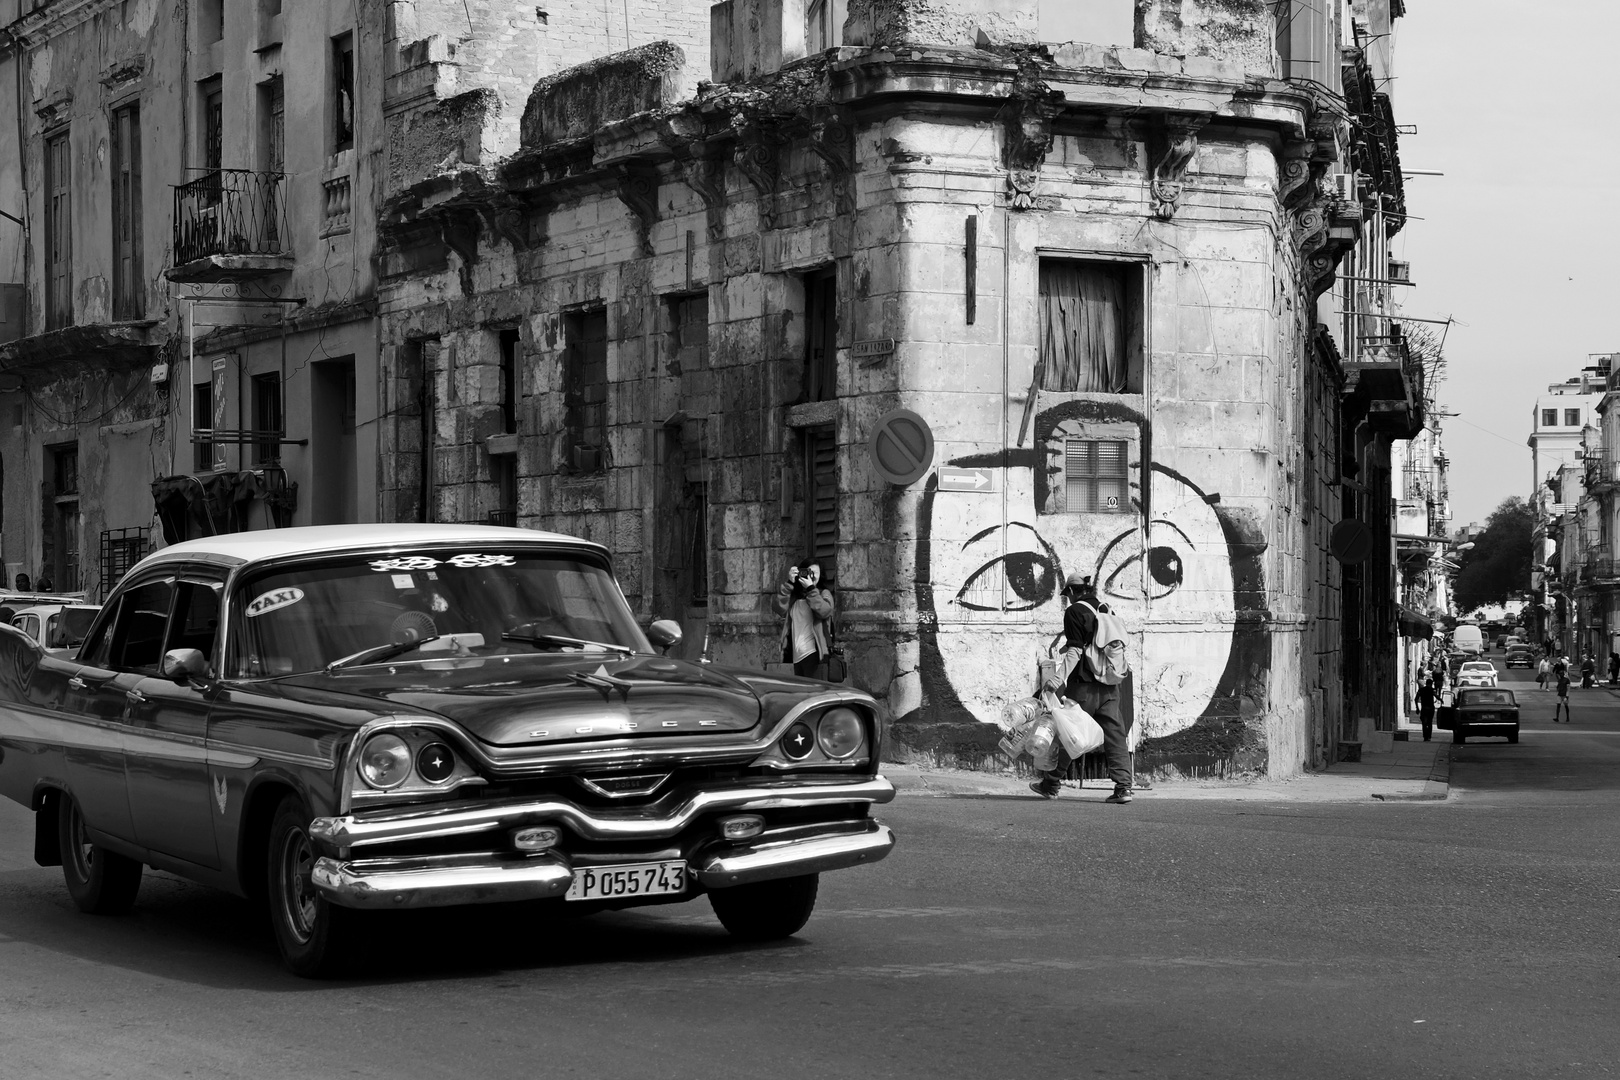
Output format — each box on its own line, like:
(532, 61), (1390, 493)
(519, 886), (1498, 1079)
(843, 0), (1039, 47)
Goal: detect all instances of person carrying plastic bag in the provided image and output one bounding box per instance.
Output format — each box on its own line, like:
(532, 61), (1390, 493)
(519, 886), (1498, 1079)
(1030, 571), (1135, 804)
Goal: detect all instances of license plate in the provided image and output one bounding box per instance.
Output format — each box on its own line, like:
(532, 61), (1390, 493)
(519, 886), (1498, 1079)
(565, 861), (687, 901)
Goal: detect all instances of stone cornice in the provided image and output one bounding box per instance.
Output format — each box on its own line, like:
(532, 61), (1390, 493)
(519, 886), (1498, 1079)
(2, 0), (123, 52)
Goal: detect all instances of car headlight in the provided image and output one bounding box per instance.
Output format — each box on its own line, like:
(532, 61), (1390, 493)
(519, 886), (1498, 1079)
(358, 734), (413, 789)
(816, 707), (865, 759)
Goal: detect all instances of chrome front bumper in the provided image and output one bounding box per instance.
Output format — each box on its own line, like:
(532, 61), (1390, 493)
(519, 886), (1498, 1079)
(309, 775), (896, 849)
(311, 821), (896, 910)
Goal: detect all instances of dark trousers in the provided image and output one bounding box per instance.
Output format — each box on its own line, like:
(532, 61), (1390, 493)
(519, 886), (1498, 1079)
(1044, 680), (1133, 789)
(1420, 708), (1434, 741)
(792, 654), (821, 678)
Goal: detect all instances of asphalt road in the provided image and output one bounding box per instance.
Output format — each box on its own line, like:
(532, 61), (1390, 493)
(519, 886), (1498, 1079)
(1, 661), (1616, 1079)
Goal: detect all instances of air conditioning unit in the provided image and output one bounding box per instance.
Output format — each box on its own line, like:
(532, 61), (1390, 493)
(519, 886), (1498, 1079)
(569, 444), (604, 473)
(1387, 259), (1411, 283)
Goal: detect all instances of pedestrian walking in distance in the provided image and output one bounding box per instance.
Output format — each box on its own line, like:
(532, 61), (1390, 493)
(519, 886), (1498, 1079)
(1033, 572), (1134, 804)
(1416, 676), (1436, 743)
(1536, 655), (1550, 691)
(1555, 669), (1573, 723)
(773, 561), (834, 679)
(1608, 652), (1619, 687)
(1581, 653), (1596, 689)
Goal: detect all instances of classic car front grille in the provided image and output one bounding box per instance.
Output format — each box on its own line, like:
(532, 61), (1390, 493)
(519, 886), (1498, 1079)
(356, 802), (871, 862)
(466, 764), (870, 809)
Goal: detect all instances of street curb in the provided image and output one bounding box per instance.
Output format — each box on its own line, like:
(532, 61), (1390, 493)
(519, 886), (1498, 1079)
(1370, 744), (1452, 802)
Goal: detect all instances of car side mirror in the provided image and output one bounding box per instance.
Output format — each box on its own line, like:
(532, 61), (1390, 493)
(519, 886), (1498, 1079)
(646, 619), (683, 655)
(161, 648), (212, 686)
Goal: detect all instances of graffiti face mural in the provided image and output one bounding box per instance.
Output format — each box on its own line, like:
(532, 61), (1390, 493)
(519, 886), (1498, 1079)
(916, 401), (1269, 746)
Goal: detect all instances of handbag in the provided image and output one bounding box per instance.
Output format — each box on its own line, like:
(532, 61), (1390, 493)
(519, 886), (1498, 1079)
(823, 606), (848, 684)
(1041, 690), (1105, 758)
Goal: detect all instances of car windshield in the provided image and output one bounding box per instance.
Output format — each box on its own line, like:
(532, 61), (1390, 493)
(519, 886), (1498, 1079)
(1458, 689), (1514, 706)
(225, 548), (648, 676)
(1461, 663), (1493, 672)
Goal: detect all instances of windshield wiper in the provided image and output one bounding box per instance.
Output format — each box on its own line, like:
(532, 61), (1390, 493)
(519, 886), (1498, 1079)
(326, 635), (444, 672)
(501, 631), (635, 656)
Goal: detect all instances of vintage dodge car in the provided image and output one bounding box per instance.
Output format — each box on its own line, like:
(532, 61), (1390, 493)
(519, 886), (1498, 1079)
(0, 525), (895, 976)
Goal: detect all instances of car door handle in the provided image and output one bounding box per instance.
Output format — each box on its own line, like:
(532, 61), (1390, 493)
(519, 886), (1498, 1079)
(125, 689), (146, 705)
(68, 677), (87, 690)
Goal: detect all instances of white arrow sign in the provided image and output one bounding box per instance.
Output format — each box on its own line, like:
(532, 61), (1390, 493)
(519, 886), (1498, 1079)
(938, 467), (994, 492)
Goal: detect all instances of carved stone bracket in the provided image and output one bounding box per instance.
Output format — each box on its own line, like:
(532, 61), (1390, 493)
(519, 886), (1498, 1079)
(436, 207), (483, 296)
(614, 163), (661, 257)
(1281, 110), (1343, 210)
(1001, 82), (1061, 211)
(731, 116), (783, 229)
(678, 153), (728, 242)
(806, 107), (857, 216)
(1149, 116), (1208, 220)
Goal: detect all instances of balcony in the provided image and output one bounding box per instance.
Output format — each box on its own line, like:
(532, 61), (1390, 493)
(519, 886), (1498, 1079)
(1343, 338), (1424, 438)
(167, 170), (293, 283)
(1584, 452), (1620, 493)
(1581, 555), (1620, 586)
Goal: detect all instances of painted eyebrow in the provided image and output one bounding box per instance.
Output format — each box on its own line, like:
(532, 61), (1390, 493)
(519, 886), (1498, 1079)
(961, 521), (1039, 549)
(1093, 516), (1197, 574)
(1151, 519), (1195, 547)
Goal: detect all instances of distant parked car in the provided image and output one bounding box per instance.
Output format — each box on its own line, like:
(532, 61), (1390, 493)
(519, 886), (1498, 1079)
(1445, 688), (1520, 744)
(6, 603), (101, 658)
(1456, 661), (1499, 688)
(1503, 645), (1536, 669)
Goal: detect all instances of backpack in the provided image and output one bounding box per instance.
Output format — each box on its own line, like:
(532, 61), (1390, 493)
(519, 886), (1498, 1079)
(1075, 600), (1131, 686)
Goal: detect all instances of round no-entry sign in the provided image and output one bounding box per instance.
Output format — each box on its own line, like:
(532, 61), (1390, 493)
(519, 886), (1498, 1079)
(867, 408), (935, 486)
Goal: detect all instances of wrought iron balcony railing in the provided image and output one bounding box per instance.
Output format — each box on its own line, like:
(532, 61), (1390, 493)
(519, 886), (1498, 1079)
(172, 169), (287, 266)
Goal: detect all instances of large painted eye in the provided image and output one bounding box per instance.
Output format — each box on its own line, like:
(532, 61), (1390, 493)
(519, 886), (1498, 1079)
(1147, 546), (1183, 591)
(1097, 522), (1191, 603)
(953, 523), (1063, 612)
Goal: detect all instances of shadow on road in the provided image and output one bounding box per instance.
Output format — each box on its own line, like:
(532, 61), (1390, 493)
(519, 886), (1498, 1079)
(0, 861), (800, 989)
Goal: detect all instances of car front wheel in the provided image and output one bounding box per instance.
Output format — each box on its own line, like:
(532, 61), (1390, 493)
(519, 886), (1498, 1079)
(267, 795), (353, 978)
(709, 873), (819, 941)
(58, 792), (142, 915)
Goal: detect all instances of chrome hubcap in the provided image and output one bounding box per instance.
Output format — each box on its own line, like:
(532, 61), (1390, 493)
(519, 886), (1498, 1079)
(279, 826), (318, 943)
(67, 801), (94, 880)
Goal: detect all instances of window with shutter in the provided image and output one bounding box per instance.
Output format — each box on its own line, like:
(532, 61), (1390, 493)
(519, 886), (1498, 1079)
(112, 105), (143, 319)
(805, 426), (838, 566)
(1062, 438), (1129, 513)
(562, 310), (608, 472)
(44, 132), (71, 329)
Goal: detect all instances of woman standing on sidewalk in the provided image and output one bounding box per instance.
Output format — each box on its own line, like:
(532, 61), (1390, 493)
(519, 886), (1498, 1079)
(1416, 676), (1436, 742)
(1555, 668), (1573, 722)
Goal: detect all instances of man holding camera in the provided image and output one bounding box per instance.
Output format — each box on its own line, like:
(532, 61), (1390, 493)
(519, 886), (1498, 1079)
(773, 561), (835, 678)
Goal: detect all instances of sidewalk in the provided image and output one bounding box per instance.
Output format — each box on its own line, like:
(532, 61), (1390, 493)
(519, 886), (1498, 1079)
(884, 736), (1451, 803)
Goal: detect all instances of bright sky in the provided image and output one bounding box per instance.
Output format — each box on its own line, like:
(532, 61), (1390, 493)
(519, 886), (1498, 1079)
(1395, 1), (1620, 527)
(1040, 0), (1620, 529)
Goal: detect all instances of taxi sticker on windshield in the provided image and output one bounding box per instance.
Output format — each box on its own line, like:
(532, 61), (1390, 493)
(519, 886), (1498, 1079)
(369, 554), (516, 572)
(246, 587), (304, 618)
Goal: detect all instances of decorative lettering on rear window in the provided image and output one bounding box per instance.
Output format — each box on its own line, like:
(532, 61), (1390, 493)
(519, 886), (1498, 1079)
(368, 554), (517, 572)
(246, 587), (304, 618)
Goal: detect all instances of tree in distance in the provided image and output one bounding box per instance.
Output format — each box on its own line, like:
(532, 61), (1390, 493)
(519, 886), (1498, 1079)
(1452, 496), (1534, 613)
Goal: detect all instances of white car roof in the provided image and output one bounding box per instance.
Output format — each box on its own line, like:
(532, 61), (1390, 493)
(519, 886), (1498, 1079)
(129, 524), (603, 574)
(1461, 662), (1493, 668)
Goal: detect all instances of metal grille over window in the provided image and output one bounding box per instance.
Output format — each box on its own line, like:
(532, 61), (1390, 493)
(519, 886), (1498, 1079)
(1064, 439), (1128, 513)
(100, 528), (149, 601)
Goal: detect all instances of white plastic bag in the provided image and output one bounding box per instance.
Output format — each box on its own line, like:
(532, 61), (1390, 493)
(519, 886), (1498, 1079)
(1041, 690), (1105, 758)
